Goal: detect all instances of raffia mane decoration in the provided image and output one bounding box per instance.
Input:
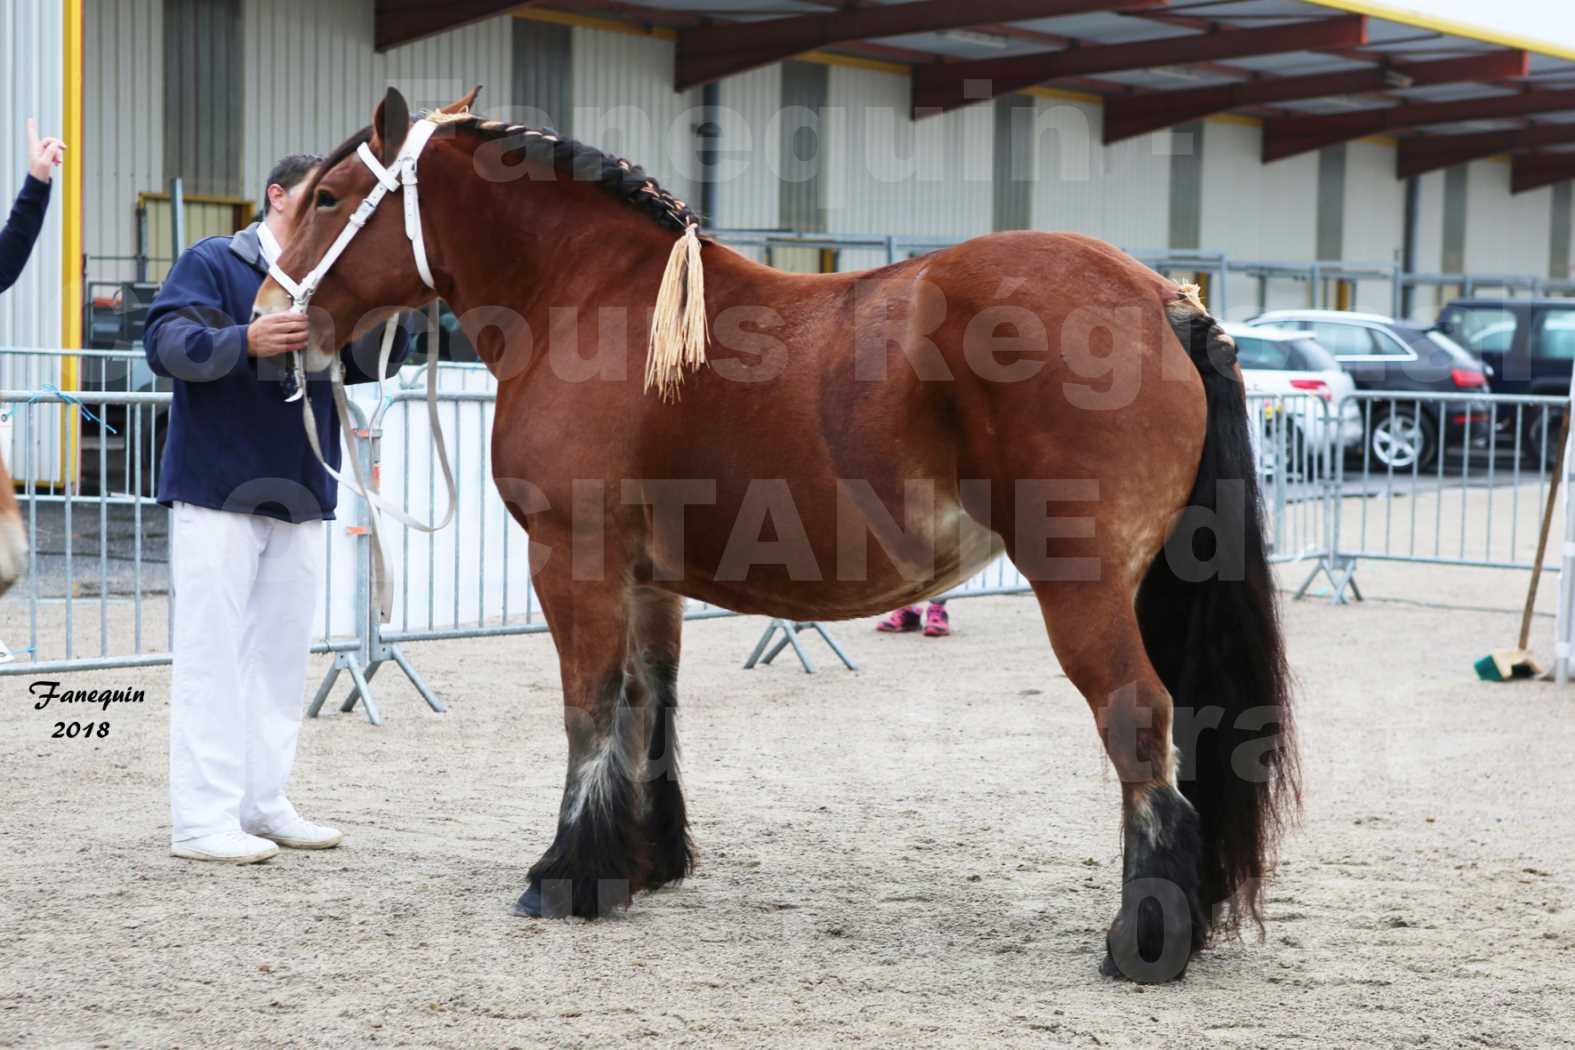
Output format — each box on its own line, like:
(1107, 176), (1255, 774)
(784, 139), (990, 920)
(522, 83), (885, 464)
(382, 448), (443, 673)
(644, 222), (709, 401)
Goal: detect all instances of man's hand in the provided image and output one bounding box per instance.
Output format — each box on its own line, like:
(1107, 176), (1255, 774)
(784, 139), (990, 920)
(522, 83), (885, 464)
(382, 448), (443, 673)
(247, 311), (310, 358)
(26, 119), (65, 184)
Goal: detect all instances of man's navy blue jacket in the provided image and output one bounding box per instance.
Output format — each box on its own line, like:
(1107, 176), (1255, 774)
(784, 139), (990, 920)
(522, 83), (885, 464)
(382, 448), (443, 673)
(0, 174), (50, 293)
(143, 224), (410, 523)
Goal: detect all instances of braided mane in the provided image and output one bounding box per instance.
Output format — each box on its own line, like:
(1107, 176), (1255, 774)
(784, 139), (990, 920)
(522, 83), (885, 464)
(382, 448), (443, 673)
(309, 110), (709, 399)
(429, 111), (701, 234)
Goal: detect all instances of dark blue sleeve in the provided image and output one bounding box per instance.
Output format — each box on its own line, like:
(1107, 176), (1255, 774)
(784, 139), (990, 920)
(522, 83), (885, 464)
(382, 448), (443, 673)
(143, 246), (251, 382)
(340, 313), (413, 385)
(0, 175), (51, 294)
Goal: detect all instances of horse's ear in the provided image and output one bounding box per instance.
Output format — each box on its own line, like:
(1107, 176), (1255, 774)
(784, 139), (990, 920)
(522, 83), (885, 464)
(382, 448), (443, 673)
(438, 86), (482, 115)
(372, 87), (411, 165)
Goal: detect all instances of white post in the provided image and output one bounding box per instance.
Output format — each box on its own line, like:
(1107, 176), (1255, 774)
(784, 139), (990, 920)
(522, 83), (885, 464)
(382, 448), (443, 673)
(1556, 372), (1575, 683)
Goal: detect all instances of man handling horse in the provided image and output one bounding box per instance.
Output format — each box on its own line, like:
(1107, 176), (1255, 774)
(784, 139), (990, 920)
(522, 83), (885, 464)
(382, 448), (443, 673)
(145, 152), (411, 864)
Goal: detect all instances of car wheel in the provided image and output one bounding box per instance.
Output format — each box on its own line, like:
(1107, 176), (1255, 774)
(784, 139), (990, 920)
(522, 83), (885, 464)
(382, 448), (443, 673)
(1522, 407), (1564, 467)
(1259, 416), (1308, 479)
(1368, 406), (1437, 472)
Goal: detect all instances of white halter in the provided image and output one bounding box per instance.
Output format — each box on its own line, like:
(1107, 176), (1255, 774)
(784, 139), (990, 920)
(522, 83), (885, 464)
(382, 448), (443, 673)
(268, 117), (440, 310)
(267, 116), (455, 623)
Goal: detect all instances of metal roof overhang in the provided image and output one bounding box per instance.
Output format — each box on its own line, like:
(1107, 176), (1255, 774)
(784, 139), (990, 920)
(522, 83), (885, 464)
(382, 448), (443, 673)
(380, 0), (1575, 192)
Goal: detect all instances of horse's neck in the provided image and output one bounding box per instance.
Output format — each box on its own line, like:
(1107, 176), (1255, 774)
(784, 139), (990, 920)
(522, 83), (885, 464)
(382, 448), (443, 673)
(437, 182), (776, 379)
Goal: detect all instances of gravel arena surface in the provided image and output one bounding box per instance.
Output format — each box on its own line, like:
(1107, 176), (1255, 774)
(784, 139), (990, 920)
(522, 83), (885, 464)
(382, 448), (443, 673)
(3, 564), (1574, 1049)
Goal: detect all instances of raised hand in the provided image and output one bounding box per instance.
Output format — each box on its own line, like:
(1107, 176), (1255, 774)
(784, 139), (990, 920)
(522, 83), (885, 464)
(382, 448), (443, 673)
(26, 118), (66, 184)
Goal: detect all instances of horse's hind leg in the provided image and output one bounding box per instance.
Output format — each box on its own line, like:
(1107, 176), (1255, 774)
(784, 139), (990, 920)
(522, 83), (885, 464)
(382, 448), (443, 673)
(625, 585), (696, 890)
(515, 556), (649, 919)
(1031, 578), (1207, 983)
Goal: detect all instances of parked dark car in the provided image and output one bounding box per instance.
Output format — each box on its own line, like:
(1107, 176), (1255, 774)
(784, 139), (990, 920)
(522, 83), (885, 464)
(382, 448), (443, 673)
(1436, 298), (1575, 453)
(1245, 310), (1490, 471)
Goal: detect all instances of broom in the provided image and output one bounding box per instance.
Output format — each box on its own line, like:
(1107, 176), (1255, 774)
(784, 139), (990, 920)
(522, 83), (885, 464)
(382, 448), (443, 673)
(1475, 407), (1571, 681)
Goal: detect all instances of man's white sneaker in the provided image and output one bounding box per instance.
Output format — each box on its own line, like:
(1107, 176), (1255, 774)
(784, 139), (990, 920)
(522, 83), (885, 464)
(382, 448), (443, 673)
(249, 817), (343, 850)
(171, 830), (279, 864)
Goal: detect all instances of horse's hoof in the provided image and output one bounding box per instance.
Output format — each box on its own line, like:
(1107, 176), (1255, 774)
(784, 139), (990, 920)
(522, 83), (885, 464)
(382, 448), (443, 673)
(512, 880), (543, 918)
(1102, 926), (1190, 984)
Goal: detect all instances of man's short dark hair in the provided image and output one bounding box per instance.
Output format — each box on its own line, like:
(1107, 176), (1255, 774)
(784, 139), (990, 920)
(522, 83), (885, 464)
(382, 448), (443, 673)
(257, 153), (324, 220)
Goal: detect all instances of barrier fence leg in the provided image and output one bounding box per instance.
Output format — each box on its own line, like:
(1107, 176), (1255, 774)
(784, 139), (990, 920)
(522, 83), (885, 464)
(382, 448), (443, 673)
(1293, 554), (1362, 604)
(743, 619), (784, 670)
(807, 622), (859, 671)
(340, 659), (383, 714)
(770, 621), (817, 674)
(307, 659), (343, 719)
(743, 619), (857, 674)
(344, 661), (384, 727)
(390, 644), (447, 713)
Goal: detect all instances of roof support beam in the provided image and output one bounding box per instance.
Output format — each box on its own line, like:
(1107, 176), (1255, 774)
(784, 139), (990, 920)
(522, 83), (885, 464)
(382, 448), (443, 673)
(674, 0), (1169, 91)
(1103, 50), (1528, 145)
(1263, 87), (1575, 162)
(911, 15), (1367, 116)
(375, 0), (532, 52)
(1512, 152), (1575, 195)
(1398, 122), (1575, 178)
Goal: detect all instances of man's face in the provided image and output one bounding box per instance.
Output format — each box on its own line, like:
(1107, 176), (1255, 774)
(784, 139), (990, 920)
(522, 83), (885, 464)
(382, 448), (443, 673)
(267, 174), (316, 240)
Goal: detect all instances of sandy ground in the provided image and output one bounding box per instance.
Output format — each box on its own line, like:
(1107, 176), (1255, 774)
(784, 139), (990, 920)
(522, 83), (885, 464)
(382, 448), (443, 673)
(2, 560), (1574, 1049)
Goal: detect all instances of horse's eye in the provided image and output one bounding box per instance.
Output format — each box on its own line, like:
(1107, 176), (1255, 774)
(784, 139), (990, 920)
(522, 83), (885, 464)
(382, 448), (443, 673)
(315, 189), (338, 210)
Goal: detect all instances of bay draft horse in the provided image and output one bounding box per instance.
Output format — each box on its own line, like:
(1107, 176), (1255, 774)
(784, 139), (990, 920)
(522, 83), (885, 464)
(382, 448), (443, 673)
(256, 87), (1298, 983)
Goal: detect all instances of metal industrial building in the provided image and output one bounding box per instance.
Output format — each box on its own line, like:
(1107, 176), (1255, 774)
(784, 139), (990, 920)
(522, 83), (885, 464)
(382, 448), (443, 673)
(4, 0), (1575, 356)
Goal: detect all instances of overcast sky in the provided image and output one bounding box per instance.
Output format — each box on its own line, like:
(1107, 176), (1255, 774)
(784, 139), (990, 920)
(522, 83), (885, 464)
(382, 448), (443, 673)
(1380, 0), (1575, 53)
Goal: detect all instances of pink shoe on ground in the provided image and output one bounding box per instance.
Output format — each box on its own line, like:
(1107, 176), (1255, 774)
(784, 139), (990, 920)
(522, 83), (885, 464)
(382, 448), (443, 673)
(876, 605), (922, 633)
(923, 602), (951, 637)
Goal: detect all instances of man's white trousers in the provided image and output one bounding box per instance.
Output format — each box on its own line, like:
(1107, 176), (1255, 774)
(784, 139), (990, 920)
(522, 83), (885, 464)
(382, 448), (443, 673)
(168, 501), (320, 843)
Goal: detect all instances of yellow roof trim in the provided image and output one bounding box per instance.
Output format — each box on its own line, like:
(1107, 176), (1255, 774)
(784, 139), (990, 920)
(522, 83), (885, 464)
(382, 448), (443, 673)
(1305, 0), (1575, 64)
(1022, 85), (1104, 106)
(515, 6), (676, 40)
(798, 51), (911, 76)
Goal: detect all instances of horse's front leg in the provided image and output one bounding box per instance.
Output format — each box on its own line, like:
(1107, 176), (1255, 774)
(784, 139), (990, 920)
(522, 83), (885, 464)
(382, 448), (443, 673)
(515, 553), (649, 919)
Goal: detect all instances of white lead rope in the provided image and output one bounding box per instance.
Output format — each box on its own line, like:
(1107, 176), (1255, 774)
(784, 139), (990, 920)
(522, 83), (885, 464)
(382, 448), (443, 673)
(295, 305), (457, 622)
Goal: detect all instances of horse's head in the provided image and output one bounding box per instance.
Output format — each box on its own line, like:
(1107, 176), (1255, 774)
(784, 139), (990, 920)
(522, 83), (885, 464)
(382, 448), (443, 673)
(253, 86), (479, 370)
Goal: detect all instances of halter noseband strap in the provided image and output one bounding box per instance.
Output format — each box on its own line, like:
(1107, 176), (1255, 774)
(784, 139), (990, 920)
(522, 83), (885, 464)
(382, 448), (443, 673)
(268, 117), (441, 310)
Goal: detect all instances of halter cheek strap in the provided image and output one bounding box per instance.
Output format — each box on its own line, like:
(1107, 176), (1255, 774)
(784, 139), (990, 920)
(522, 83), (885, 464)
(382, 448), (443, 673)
(267, 117), (441, 311)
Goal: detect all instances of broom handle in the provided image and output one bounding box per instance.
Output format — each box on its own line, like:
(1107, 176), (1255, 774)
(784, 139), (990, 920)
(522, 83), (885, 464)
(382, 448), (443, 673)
(1521, 407), (1572, 651)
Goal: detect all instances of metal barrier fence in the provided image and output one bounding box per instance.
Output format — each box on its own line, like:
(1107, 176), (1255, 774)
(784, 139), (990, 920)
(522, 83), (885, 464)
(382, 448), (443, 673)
(1322, 391), (1567, 602)
(0, 378), (1565, 714)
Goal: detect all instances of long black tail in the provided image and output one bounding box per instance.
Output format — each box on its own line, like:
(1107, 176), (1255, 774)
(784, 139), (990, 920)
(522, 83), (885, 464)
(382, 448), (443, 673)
(1137, 286), (1300, 934)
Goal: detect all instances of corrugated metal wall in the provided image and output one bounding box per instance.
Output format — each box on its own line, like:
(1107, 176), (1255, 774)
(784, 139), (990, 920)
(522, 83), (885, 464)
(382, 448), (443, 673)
(823, 64), (993, 270)
(1463, 158), (1554, 276)
(1342, 139), (1405, 313)
(1200, 121), (1319, 319)
(571, 26), (699, 210)
(0, 0), (67, 351)
(711, 64), (780, 234)
(992, 95), (1033, 232)
(1552, 182), (1573, 282)
(241, 0), (512, 223)
(0, 0), (69, 482)
(512, 18), (572, 132)
(1028, 97), (1172, 250)
(83, 0), (164, 286)
(164, 0), (244, 198)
